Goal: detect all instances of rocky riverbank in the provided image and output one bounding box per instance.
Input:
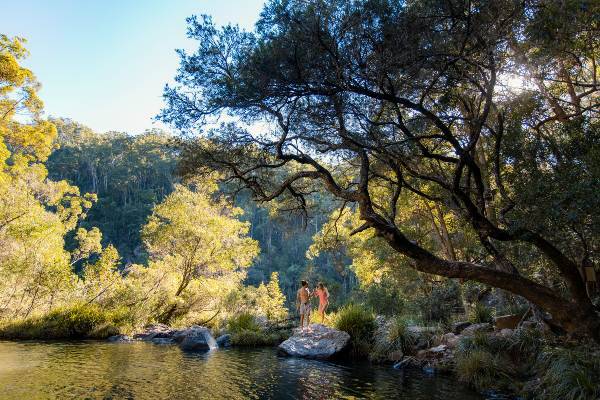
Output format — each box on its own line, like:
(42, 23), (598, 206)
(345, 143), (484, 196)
(107, 313), (600, 399)
(108, 324), (228, 351)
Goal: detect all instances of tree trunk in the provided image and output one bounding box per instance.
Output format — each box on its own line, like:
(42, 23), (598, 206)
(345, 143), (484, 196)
(363, 210), (600, 342)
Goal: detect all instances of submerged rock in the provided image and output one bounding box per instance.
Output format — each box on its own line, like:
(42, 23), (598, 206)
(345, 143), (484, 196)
(152, 337), (174, 345)
(179, 326), (217, 351)
(278, 324), (350, 359)
(107, 334), (132, 342)
(123, 324), (217, 351)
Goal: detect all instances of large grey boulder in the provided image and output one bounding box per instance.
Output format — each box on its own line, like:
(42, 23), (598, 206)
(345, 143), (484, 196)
(179, 326), (217, 351)
(278, 324), (350, 359)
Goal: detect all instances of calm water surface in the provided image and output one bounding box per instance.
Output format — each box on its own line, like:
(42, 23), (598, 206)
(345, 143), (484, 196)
(0, 340), (484, 399)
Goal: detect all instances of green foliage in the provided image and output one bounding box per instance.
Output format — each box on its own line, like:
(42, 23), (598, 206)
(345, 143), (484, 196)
(469, 303), (494, 324)
(510, 327), (545, 358)
(230, 329), (282, 347)
(333, 304), (376, 358)
(141, 183), (259, 324)
(222, 272), (289, 324)
(456, 327), (549, 393)
(459, 332), (511, 356)
(45, 118), (355, 309)
(226, 311), (288, 347)
(160, 0), (600, 341)
(363, 280), (405, 317)
(227, 312), (260, 334)
(387, 317), (416, 354)
(530, 346), (600, 400)
(254, 272), (288, 321)
(456, 349), (510, 392)
(0, 37), (96, 319)
(47, 119), (177, 263)
(371, 316), (416, 362)
(0, 303), (131, 339)
(413, 280), (463, 325)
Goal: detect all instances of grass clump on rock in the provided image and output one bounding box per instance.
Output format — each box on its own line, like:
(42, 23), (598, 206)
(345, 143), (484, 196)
(333, 303), (376, 358)
(226, 312), (285, 347)
(371, 316), (416, 362)
(0, 303), (131, 340)
(469, 302), (494, 324)
(456, 349), (509, 391)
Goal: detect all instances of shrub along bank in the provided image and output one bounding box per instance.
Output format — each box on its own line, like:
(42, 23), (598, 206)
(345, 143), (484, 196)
(0, 303), (133, 340)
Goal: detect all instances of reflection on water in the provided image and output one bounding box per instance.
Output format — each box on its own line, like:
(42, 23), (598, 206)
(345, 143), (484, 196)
(0, 341), (483, 399)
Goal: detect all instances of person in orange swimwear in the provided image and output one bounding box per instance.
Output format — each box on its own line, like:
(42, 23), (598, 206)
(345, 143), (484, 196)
(314, 282), (329, 324)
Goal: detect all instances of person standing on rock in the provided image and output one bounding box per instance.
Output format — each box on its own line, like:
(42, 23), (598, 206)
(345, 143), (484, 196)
(296, 280), (312, 330)
(314, 282), (329, 324)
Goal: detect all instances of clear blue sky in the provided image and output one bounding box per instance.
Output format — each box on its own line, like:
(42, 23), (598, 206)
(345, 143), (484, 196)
(1, 0), (265, 133)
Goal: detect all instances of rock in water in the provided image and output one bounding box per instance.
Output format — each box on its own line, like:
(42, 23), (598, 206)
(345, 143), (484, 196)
(216, 334), (232, 348)
(107, 334), (132, 342)
(152, 337), (174, 345)
(278, 324), (350, 359)
(179, 326), (217, 351)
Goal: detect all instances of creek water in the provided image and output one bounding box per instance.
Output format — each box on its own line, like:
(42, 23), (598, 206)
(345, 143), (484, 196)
(0, 340), (485, 399)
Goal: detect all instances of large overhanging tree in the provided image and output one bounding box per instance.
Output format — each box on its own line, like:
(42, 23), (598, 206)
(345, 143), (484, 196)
(160, 0), (600, 340)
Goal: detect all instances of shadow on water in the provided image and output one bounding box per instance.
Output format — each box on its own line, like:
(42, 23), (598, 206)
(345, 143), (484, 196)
(0, 341), (484, 399)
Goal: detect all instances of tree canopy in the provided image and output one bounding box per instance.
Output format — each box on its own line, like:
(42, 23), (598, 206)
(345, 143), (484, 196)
(160, 0), (600, 339)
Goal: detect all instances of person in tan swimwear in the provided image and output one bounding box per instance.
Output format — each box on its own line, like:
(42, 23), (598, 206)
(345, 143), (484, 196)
(296, 280), (312, 330)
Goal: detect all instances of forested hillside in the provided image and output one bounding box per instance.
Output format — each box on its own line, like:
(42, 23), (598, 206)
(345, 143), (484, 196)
(46, 119), (356, 302)
(47, 119), (177, 264)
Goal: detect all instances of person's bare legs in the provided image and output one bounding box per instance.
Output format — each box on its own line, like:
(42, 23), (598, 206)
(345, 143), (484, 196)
(299, 313), (304, 330)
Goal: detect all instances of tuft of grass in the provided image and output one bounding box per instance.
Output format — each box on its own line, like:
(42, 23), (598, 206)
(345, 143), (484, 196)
(227, 312), (260, 334)
(230, 330), (280, 346)
(530, 346), (600, 400)
(371, 316), (417, 362)
(0, 303), (131, 340)
(469, 302), (494, 324)
(387, 316), (416, 353)
(226, 312), (289, 347)
(456, 349), (510, 391)
(333, 304), (376, 358)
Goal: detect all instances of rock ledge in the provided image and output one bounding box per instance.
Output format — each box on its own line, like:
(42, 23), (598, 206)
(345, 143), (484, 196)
(278, 324), (350, 359)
